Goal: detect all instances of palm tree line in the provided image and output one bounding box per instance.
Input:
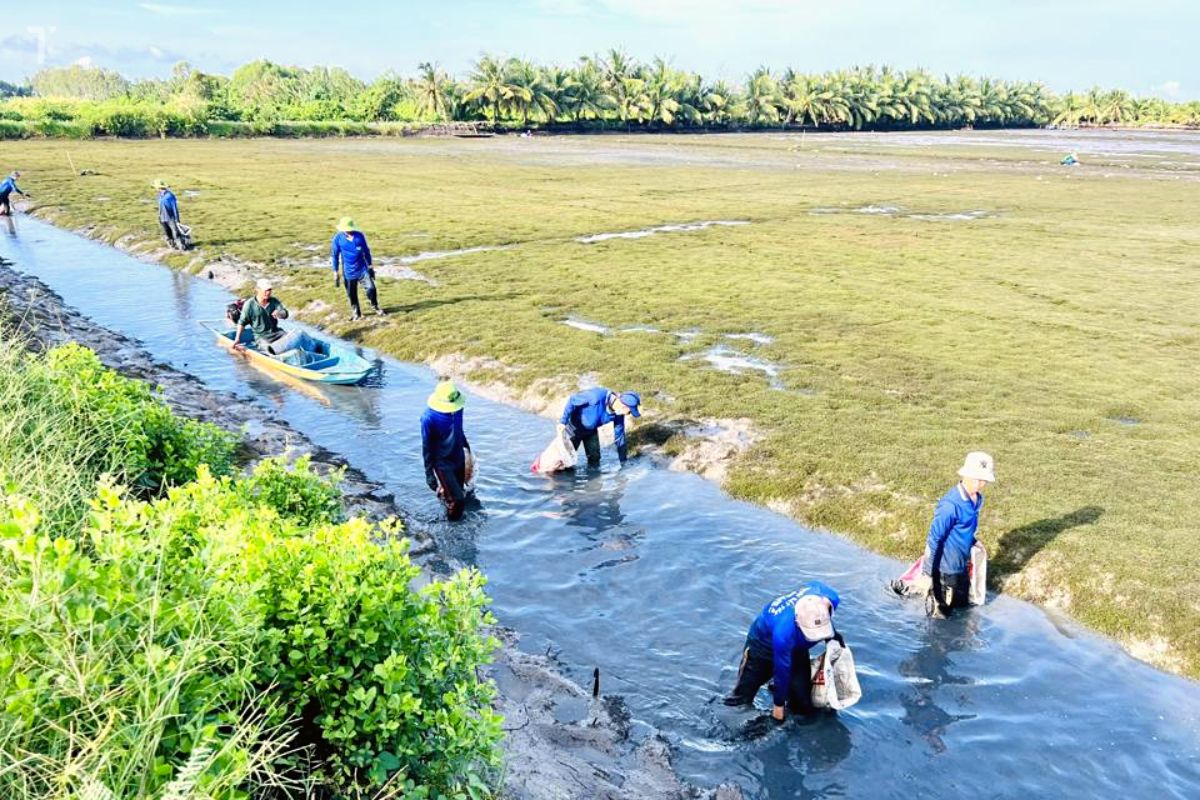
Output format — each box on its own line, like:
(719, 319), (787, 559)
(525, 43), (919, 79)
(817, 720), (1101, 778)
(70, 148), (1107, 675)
(12, 53), (1199, 130)
(435, 52), (1198, 129)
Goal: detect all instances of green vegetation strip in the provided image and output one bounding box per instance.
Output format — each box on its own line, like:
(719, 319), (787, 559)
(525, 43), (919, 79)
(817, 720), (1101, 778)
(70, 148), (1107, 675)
(0, 335), (502, 798)
(7, 135), (1199, 680)
(2, 57), (1198, 141)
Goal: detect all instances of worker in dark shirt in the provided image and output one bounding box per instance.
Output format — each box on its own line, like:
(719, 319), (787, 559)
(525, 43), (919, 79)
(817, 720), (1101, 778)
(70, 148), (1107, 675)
(421, 380), (473, 521)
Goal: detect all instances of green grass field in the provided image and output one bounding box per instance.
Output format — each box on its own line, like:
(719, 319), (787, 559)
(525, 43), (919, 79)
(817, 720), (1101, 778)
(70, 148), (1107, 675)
(8, 132), (1200, 676)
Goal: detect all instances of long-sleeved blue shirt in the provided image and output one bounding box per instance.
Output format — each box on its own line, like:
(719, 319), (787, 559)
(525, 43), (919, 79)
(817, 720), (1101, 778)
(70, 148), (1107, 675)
(421, 407), (470, 484)
(0, 176), (23, 197)
(331, 231), (373, 280)
(560, 387), (628, 461)
(748, 581), (841, 707)
(157, 189), (179, 222)
(922, 483), (984, 577)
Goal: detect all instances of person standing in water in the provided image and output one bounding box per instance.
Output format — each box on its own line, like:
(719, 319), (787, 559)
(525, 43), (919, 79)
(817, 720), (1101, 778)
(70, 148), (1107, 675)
(724, 581), (846, 721)
(422, 380), (473, 521)
(920, 451), (995, 613)
(331, 216), (383, 320)
(557, 387), (642, 468)
(0, 170), (26, 216)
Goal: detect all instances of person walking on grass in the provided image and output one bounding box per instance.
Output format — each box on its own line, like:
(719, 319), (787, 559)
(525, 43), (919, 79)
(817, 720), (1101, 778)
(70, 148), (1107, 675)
(422, 380), (474, 521)
(0, 170), (26, 216)
(557, 387), (642, 468)
(153, 180), (188, 250)
(331, 216), (383, 320)
(724, 581), (846, 721)
(911, 451), (995, 614)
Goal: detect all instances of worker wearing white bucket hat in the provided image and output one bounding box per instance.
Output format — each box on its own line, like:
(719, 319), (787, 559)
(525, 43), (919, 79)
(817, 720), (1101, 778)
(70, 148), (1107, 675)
(921, 451), (995, 613)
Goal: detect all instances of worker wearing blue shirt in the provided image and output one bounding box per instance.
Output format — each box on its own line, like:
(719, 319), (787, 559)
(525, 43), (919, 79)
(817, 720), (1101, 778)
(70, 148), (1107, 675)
(724, 581), (845, 720)
(0, 171), (26, 216)
(153, 179), (188, 250)
(421, 380), (473, 521)
(922, 451), (995, 612)
(331, 216), (383, 320)
(557, 387), (642, 467)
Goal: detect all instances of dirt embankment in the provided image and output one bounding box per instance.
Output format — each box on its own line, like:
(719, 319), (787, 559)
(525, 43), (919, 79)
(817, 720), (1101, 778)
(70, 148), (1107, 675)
(0, 263), (741, 800)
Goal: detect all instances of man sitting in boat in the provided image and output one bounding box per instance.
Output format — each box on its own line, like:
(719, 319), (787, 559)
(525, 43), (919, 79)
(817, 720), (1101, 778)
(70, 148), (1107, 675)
(232, 278), (315, 355)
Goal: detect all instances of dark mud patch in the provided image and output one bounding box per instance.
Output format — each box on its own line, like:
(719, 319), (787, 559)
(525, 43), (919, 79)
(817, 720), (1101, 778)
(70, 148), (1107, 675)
(0, 265), (739, 800)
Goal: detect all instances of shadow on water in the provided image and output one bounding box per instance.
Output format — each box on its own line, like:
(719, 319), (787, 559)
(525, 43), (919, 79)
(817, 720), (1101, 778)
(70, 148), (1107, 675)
(992, 506), (1104, 576)
(898, 613), (982, 755)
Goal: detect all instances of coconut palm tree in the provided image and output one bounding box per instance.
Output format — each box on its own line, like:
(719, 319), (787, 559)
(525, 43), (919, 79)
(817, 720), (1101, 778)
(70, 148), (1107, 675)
(506, 60), (556, 127)
(743, 68), (781, 127)
(563, 58), (610, 122)
(464, 54), (517, 123)
(414, 62), (452, 120)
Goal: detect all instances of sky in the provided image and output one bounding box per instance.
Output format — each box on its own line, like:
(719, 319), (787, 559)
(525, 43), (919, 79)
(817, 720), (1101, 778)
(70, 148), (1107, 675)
(1, 1), (1194, 100)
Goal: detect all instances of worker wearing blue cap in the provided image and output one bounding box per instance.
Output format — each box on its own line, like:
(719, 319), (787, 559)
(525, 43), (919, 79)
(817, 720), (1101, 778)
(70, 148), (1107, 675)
(557, 387), (642, 467)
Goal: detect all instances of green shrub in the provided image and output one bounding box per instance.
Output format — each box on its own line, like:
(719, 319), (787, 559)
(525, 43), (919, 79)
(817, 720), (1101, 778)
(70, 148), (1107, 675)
(0, 482), (301, 800)
(237, 454), (345, 527)
(0, 339), (234, 530)
(39, 343), (235, 495)
(1, 455), (503, 798)
(254, 520), (502, 793)
(0, 120), (27, 139)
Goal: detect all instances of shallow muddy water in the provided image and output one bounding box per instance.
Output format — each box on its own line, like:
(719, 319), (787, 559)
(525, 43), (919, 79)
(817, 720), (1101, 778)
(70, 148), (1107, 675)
(2, 217), (1197, 799)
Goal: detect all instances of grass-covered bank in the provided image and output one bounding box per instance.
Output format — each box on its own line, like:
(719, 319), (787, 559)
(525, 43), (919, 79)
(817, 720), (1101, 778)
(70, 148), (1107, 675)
(0, 333), (503, 798)
(6, 133), (1200, 678)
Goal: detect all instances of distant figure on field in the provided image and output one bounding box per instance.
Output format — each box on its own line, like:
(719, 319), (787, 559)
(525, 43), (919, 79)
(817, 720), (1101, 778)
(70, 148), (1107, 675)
(153, 179), (188, 250)
(911, 452), (995, 614)
(331, 216), (382, 320)
(724, 581), (845, 720)
(232, 278), (313, 355)
(0, 170), (26, 216)
(557, 387), (641, 468)
(1060, 151), (1079, 166)
(422, 380), (474, 521)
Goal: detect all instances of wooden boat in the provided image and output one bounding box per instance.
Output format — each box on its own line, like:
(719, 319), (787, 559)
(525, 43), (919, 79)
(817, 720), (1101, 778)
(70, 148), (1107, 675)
(202, 323), (374, 385)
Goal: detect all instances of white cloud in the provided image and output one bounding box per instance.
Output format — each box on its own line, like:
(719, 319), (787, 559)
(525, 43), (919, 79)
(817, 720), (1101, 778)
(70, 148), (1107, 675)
(535, 0), (592, 15)
(1153, 79), (1181, 99)
(74, 56), (94, 67)
(139, 3), (222, 16)
(149, 46), (164, 58)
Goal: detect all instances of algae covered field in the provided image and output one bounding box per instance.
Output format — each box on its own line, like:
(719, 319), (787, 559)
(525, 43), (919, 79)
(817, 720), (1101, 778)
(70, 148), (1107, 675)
(8, 130), (1200, 676)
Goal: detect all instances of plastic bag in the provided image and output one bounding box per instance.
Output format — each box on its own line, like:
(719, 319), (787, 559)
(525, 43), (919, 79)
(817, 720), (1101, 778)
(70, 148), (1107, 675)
(464, 448), (477, 495)
(810, 641), (862, 710)
(968, 543), (988, 605)
(531, 428), (577, 473)
(894, 546), (987, 606)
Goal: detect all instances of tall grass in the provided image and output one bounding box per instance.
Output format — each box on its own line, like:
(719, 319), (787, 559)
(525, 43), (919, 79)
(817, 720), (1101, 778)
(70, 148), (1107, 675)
(0, 330), (234, 532)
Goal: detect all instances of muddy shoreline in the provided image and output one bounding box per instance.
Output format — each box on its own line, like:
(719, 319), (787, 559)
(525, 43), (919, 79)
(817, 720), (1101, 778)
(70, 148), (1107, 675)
(0, 262), (738, 800)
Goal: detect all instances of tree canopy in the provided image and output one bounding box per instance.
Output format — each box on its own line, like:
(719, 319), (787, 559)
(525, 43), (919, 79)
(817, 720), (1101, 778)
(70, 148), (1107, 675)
(7, 56), (1198, 134)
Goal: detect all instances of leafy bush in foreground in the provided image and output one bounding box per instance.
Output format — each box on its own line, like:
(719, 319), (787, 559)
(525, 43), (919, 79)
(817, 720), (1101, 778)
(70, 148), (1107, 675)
(0, 458), (503, 798)
(0, 340), (235, 531)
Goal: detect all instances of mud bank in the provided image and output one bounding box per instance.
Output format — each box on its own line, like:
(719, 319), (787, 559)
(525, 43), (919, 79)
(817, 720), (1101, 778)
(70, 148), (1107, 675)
(0, 263), (738, 800)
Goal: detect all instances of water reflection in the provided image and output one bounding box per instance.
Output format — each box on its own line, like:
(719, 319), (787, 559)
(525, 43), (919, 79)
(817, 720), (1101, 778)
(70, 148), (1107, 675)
(2, 216), (15, 238)
(754, 716), (853, 799)
(898, 612), (981, 754)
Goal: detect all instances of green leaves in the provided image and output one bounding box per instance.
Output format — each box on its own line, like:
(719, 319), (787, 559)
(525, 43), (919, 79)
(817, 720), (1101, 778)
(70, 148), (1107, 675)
(1, 430), (500, 797)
